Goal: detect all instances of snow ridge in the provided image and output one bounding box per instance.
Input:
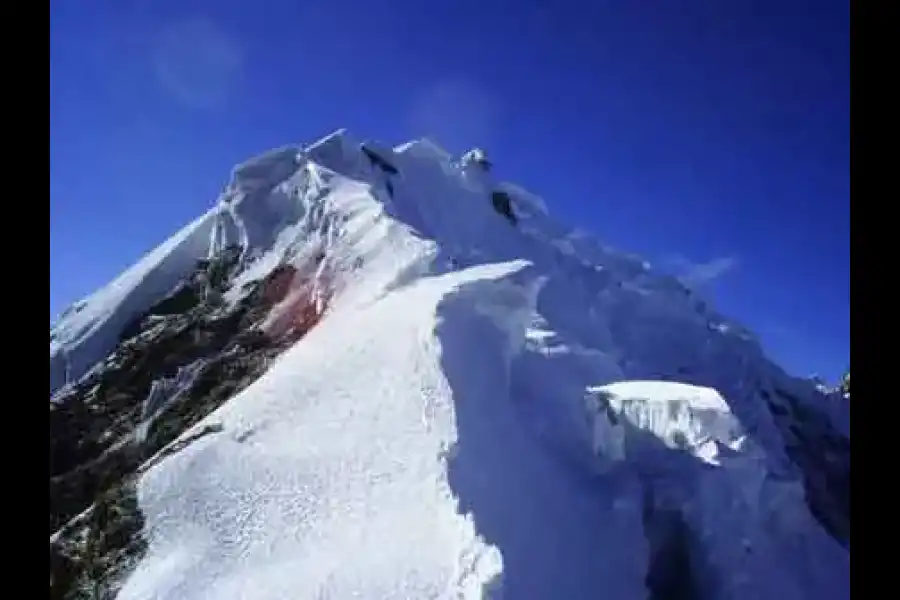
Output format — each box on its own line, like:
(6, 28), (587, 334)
(50, 128), (849, 600)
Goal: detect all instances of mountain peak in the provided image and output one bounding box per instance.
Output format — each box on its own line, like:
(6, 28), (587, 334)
(50, 128), (849, 600)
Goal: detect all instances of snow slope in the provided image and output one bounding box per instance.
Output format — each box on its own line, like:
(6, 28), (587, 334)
(51, 129), (849, 599)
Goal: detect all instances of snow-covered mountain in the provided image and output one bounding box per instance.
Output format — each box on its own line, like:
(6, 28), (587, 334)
(49, 129), (850, 600)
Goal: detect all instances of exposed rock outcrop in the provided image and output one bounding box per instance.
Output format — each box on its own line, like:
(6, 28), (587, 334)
(763, 387), (850, 548)
(49, 248), (330, 599)
(490, 190), (517, 225)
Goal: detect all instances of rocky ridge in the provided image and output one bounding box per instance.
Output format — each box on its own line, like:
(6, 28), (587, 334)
(50, 246), (329, 599)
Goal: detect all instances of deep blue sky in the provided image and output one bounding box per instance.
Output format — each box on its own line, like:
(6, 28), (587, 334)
(50, 0), (849, 380)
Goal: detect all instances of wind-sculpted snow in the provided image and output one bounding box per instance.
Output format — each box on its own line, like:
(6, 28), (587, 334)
(120, 262), (534, 600)
(439, 270), (650, 599)
(51, 128), (848, 599)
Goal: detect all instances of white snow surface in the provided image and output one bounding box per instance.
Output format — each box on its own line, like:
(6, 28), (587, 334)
(51, 129), (849, 599)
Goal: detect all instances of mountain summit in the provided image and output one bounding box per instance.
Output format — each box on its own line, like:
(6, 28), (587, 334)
(49, 129), (850, 600)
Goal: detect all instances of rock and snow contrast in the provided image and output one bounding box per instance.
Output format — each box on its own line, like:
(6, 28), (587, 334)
(49, 129), (850, 600)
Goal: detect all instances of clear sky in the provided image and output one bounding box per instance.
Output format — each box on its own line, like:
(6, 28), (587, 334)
(50, 0), (849, 380)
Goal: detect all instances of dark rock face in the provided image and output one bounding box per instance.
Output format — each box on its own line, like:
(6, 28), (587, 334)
(361, 144), (399, 175)
(490, 191), (517, 225)
(49, 247), (329, 599)
(763, 388), (850, 549)
(642, 487), (706, 600)
(51, 478), (146, 600)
